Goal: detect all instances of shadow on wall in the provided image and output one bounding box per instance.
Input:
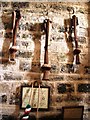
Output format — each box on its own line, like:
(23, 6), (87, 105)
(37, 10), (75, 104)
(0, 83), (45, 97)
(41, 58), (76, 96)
(84, 2), (90, 74)
(29, 23), (44, 73)
(0, 9), (44, 74)
(64, 7), (74, 73)
(0, 11), (12, 63)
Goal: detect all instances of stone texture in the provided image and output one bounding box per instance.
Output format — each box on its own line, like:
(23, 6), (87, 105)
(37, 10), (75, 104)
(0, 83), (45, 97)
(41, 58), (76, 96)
(0, 2), (89, 118)
(57, 83), (74, 94)
(78, 84), (90, 92)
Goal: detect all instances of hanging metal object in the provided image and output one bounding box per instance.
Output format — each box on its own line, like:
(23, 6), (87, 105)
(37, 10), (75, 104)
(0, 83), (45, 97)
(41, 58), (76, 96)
(72, 15), (81, 64)
(41, 19), (52, 80)
(9, 9), (21, 62)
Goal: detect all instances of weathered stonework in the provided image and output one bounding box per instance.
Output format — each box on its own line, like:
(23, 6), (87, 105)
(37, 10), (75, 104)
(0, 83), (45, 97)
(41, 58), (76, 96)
(0, 2), (90, 119)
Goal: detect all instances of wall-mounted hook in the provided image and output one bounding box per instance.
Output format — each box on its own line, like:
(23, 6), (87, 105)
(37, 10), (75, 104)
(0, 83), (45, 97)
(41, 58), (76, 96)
(67, 7), (74, 14)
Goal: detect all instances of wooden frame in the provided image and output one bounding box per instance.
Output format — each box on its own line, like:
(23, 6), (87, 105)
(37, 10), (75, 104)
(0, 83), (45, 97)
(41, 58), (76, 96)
(20, 85), (50, 111)
(62, 106), (84, 120)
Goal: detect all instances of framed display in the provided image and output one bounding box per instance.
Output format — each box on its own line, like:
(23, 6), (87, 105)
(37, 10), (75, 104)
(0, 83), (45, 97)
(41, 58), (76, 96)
(20, 85), (50, 111)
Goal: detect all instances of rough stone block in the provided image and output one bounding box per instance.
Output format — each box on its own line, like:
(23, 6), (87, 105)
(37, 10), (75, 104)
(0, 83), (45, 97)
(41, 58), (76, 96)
(56, 95), (82, 103)
(12, 2), (29, 8)
(3, 72), (23, 81)
(19, 60), (31, 71)
(50, 75), (64, 81)
(78, 84), (90, 92)
(84, 66), (90, 74)
(18, 51), (33, 58)
(57, 83), (74, 94)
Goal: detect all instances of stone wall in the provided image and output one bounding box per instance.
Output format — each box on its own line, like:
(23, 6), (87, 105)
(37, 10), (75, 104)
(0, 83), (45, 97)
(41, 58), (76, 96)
(0, 1), (90, 118)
